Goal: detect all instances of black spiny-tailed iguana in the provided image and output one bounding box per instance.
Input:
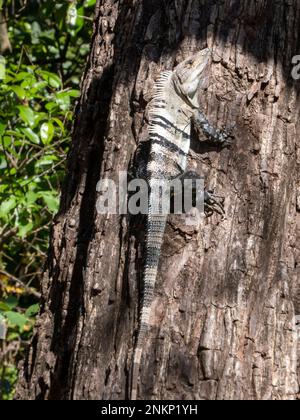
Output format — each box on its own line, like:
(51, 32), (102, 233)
(131, 48), (233, 400)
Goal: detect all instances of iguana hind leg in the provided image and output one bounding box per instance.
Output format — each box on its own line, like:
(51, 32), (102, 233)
(171, 171), (225, 216)
(204, 189), (225, 216)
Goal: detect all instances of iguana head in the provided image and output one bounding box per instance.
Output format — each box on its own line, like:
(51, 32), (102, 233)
(172, 48), (211, 108)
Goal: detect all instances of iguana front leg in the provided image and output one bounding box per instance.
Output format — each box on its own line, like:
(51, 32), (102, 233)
(192, 110), (234, 146)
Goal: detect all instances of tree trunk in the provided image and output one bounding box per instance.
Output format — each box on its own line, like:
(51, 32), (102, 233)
(0, 11), (12, 54)
(16, 0), (300, 400)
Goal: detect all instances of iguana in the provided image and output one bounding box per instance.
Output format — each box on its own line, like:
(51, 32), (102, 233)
(131, 48), (233, 400)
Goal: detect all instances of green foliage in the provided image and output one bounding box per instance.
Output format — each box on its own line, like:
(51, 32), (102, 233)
(0, 365), (18, 400)
(0, 66), (76, 234)
(0, 0), (95, 399)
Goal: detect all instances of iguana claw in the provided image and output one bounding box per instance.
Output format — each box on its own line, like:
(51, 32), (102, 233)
(204, 189), (225, 216)
(219, 122), (236, 147)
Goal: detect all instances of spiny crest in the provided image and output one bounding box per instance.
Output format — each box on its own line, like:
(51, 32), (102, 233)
(152, 70), (173, 102)
(148, 70), (173, 134)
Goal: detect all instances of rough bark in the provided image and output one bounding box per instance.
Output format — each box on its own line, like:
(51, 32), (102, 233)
(16, 0), (300, 400)
(0, 11), (12, 54)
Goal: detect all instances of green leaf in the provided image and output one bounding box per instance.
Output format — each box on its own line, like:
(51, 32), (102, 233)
(66, 89), (80, 98)
(25, 304), (39, 318)
(25, 191), (38, 205)
(6, 332), (19, 341)
(31, 21), (41, 45)
(17, 72), (36, 88)
(40, 191), (59, 213)
(5, 311), (28, 329)
(5, 130), (24, 139)
(31, 80), (48, 93)
(0, 55), (5, 80)
(67, 3), (77, 27)
(0, 196), (17, 218)
(18, 106), (36, 127)
(4, 296), (18, 310)
(45, 101), (58, 112)
(0, 302), (10, 312)
(55, 91), (71, 111)
(18, 222), (34, 238)
(51, 117), (65, 133)
(35, 155), (58, 167)
(75, 7), (85, 32)
(40, 122), (54, 144)
(0, 122), (6, 136)
(0, 155), (7, 169)
(37, 70), (62, 89)
(10, 86), (26, 100)
(22, 127), (40, 144)
(85, 0), (97, 7)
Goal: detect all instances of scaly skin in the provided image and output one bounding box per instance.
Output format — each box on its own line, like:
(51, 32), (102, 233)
(131, 49), (232, 400)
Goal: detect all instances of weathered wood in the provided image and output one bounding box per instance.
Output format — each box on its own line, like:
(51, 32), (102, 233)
(16, 0), (300, 400)
(0, 11), (12, 54)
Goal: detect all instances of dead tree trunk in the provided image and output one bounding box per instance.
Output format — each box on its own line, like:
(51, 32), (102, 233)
(16, 0), (300, 400)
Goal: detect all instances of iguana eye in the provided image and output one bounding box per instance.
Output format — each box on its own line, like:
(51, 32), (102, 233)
(186, 59), (194, 67)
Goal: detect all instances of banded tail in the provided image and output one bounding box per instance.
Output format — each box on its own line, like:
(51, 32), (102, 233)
(131, 213), (167, 400)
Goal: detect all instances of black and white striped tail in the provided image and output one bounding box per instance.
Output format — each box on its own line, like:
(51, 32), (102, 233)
(131, 213), (167, 400)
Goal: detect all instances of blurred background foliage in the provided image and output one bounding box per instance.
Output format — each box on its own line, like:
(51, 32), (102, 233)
(0, 0), (95, 399)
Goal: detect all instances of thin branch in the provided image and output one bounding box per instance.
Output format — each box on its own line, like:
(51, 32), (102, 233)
(0, 269), (41, 299)
(0, 227), (18, 247)
(77, 15), (93, 22)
